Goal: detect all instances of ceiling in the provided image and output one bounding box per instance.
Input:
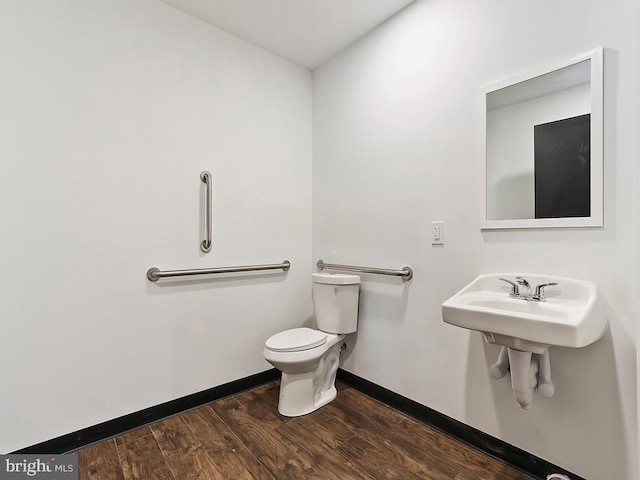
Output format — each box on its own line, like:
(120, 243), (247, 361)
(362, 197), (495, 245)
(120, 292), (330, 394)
(487, 60), (591, 111)
(159, 0), (416, 69)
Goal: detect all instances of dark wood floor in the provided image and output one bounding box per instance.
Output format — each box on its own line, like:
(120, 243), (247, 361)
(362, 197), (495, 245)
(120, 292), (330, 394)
(76, 381), (535, 480)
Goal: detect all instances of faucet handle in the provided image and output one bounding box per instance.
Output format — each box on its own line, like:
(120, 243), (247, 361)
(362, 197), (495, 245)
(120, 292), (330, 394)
(533, 282), (558, 301)
(499, 277), (520, 297)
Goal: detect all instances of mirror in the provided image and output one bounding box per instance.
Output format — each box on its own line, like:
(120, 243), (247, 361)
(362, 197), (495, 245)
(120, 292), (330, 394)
(481, 48), (603, 229)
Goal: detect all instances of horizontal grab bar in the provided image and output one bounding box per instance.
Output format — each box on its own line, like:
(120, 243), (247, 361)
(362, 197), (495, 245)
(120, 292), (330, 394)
(316, 259), (413, 281)
(147, 260), (291, 282)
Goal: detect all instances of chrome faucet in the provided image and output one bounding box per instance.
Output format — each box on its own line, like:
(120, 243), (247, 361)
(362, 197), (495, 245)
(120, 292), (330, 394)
(499, 276), (558, 302)
(516, 276), (532, 296)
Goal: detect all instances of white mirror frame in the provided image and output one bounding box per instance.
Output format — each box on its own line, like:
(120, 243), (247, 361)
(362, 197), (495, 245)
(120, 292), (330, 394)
(480, 47), (603, 229)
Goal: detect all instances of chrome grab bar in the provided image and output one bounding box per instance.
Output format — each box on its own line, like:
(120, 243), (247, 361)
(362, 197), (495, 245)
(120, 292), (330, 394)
(147, 260), (290, 282)
(316, 259), (413, 281)
(200, 171), (212, 253)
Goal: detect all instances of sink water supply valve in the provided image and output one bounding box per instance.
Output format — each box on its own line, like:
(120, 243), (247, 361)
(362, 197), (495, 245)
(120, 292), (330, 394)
(489, 345), (554, 409)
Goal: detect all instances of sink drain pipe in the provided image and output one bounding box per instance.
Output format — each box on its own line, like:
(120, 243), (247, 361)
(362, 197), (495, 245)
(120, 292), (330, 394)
(489, 346), (555, 409)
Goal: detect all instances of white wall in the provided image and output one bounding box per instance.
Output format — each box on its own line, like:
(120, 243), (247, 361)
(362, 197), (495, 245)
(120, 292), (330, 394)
(313, 0), (637, 478)
(0, 0), (312, 452)
(486, 84), (590, 220)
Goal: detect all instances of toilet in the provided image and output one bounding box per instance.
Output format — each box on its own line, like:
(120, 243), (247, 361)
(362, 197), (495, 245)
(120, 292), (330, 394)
(263, 273), (360, 417)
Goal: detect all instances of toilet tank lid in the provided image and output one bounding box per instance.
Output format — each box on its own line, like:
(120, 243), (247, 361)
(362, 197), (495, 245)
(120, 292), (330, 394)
(265, 327), (327, 352)
(312, 273), (360, 285)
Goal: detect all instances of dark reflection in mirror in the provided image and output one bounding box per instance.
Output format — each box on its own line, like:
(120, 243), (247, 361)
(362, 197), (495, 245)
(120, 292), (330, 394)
(534, 114), (590, 218)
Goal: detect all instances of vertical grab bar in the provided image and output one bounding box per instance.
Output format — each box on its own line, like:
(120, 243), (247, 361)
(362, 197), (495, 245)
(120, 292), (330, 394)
(200, 171), (212, 253)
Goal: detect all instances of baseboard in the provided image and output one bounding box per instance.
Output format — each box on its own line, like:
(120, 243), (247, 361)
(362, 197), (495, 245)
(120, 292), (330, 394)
(337, 369), (584, 480)
(12, 368), (280, 455)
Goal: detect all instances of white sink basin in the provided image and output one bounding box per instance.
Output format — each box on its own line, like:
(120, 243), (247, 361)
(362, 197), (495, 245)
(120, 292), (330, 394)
(442, 273), (608, 352)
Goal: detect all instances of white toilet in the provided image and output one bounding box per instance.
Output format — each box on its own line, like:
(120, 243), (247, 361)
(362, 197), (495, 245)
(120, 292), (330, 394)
(263, 273), (360, 417)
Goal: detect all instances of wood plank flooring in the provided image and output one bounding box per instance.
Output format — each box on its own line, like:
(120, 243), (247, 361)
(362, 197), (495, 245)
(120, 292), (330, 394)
(76, 381), (535, 480)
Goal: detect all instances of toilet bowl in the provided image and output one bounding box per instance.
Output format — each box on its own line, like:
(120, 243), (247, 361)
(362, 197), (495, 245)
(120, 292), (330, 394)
(263, 327), (345, 416)
(263, 273), (360, 417)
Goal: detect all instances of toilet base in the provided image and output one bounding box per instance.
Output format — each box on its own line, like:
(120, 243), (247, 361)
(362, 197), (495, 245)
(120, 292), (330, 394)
(276, 342), (342, 417)
(278, 375), (338, 416)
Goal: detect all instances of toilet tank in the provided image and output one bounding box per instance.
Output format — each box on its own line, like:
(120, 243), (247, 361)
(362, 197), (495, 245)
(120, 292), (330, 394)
(312, 273), (360, 334)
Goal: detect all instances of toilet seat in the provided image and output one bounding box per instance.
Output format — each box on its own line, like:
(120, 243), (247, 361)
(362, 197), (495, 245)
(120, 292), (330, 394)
(265, 327), (327, 353)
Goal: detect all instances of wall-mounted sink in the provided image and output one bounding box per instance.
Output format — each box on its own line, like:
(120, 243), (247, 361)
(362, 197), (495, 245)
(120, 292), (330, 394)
(442, 273), (608, 352)
(441, 273), (608, 409)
